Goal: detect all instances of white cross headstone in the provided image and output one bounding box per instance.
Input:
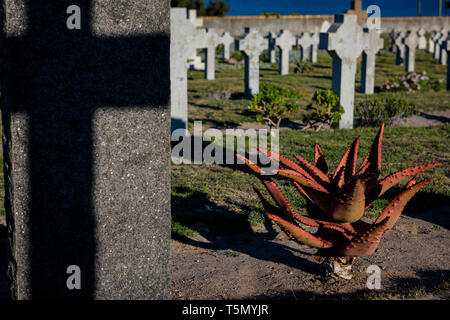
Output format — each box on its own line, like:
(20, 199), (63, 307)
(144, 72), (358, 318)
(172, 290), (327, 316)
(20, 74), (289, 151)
(404, 31), (419, 72)
(438, 31), (449, 65)
(320, 20), (331, 33)
(275, 30), (296, 75)
(205, 28), (220, 80)
(268, 32), (277, 63)
(417, 28), (427, 50)
(220, 32), (234, 60)
(360, 28), (383, 94)
(394, 31), (406, 65)
(297, 32), (314, 62)
(237, 28), (267, 98)
(171, 8), (207, 132)
(433, 31), (443, 60)
(429, 32), (437, 53)
(311, 33), (320, 63)
(320, 14), (368, 129)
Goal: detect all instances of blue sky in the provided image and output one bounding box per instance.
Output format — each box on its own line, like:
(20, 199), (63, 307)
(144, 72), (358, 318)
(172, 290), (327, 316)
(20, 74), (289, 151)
(214, 0), (448, 17)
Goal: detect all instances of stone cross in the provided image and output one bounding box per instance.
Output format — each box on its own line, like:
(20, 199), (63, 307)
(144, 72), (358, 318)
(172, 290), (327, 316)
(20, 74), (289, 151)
(237, 28), (267, 98)
(171, 8), (207, 132)
(320, 20), (331, 33)
(320, 14), (368, 129)
(220, 32), (234, 60)
(417, 28), (427, 49)
(2, 0), (171, 299)
(438, 31), (448, 65)
(360, 28), (384, 94)
(268, 32), (277, 63)
(394, 32), (406, 65)
(345, 0), (368, 26)
(275, 30), (296, 75)
(205, 28), (220, 80)
(433, 31), (443, 60)
(310, 33), (320, 63)
(429, 32), (437, 53)
(297, 32), (314, 62)
(404, 31), (419, 72)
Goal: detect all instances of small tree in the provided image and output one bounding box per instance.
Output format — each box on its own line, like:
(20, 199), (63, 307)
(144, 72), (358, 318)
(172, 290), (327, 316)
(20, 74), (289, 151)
(302, 90), (344, 131)
(248, 83), (301, 129)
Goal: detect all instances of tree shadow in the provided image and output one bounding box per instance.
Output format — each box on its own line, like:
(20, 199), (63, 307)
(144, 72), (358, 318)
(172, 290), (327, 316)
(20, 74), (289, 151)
(418, 112), (449, 124)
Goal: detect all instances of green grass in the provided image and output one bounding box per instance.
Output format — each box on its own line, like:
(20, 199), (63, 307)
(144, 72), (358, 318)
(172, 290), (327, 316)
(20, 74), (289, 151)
(188, 48), (449, 129)
(172, 125), (449, 238)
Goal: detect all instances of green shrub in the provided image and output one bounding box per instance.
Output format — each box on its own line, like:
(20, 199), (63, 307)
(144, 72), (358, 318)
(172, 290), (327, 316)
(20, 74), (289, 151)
(248, 83), (301, 129)
(356, 97), (418, 127)
(231, 50), (244, 62)
(259, 50), (270, 63)
(302, 90), (344, 130)
(294, 61), (314, 74)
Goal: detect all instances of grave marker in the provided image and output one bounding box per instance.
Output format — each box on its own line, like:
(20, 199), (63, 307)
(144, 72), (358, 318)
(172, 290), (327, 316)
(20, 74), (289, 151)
(2, 0), (171, 299)
(220, 32), (234, 60)
(320, 14), (368, 129)
(417, 28), (427, 49)
(205, 28), (220, 80)
(404, 31), (419, 72)
(237, 28), (267, 98)
(275, 30), (296, 75)
(268, 32), (277, 63)
(361, 28), (384, 94)
(297, 32), (314, 62)
(345, 0), (368, 26)
(394, 31), (406, 65)
(171, 8), (207, 132)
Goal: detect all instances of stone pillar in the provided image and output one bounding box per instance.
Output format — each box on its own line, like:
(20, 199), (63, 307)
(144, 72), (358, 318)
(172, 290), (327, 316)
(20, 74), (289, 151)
(394, 32), (405, 65)
(361, 28), (383, 94)
(275, 30), (296, 75)
(237, 28), (267, 98)
(320, 14), (368, 129)
(1, 0), (171, 299)
(404, 31), (419, 72)
(205, 28), (219, 80)
(268, 32), (277, 63)
(220, 32), (234, 60)
(170, 8), (206, 132)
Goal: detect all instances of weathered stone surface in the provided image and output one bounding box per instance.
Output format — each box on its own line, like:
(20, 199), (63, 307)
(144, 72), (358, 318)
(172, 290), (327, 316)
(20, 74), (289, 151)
(404, 31), (419, 72)
(310, 33), (320, 63)
(205, 28), (220, 80)
(344, 0), (368, 26)
(2, 0), (171, 299)
(220, 32), (234, 60)
(268, 32), (277, 63)
(275, 30), (296, 75)
(171, 8), (206, 132)
(429, 32), (437, 53)
(320, 14), (368, 129)
(361, 28), (383, 94)
(394, 31), (406, 65)
(237, 28), (266, 98)
(433, 30), (444, 60)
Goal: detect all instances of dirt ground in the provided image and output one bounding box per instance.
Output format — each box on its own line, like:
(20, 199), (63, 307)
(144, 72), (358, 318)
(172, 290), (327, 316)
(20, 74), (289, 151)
(171, 208), (450, 300)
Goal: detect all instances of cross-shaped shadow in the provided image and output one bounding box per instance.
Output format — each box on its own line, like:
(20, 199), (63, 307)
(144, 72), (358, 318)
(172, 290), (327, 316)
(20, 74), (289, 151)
(1, 1), (169, 299)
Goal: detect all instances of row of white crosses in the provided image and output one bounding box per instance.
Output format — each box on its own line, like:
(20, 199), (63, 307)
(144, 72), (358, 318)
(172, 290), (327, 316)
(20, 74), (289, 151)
(170, 8), (235, 131)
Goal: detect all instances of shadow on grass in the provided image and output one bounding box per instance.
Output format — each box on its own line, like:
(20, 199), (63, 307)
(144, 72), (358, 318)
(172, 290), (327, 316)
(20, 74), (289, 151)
(244, 269), (449, 300)
(172, 188), (323, 276)
(419, 112), (450, 124)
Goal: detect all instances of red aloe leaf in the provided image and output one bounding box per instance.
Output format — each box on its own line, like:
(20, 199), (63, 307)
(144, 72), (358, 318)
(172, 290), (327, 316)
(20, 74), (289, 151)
(314, 144), (330, 177)
(293, 155), (331, 186)
(278, 169), (333, 215)
(260, 180), (320, 227)
(267, 214), (333, 249)
(357, 123), (384, 177)
(379, 162), (444, 196)
(376, 179), (430, 234)
(332, 137), (360, 187)
(337, 217), (390, 257)
(329, 178), (366, 223)
(235, 154), (262, 175)
(344, 137), (360, 183)
(258, 148), (315, 181)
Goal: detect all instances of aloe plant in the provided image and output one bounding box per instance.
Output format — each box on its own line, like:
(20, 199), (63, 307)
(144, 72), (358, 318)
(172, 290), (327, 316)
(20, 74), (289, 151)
(238, 124), (444, 279)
